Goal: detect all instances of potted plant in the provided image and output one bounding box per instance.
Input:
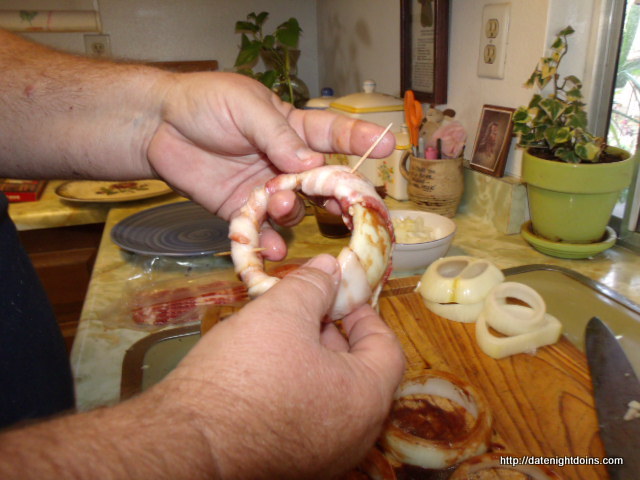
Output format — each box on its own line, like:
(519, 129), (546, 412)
(234, 11), (309, 108)
(513, 26), (633, 255)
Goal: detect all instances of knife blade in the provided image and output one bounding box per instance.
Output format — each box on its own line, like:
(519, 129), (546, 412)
(585, 316), (640, 479)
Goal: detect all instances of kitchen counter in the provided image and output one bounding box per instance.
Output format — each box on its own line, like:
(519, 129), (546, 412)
(8, 180), (113, 230)
(70, 197), (640, 411)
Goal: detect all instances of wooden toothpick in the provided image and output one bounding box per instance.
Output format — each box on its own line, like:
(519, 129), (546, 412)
(214, 247), (266, 257)
(350, 122), (393, 174)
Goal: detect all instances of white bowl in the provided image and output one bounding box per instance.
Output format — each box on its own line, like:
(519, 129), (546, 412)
(390, 210), (457, 272)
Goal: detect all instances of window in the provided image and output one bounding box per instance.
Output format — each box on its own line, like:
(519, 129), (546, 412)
(594, 0), (640, 248)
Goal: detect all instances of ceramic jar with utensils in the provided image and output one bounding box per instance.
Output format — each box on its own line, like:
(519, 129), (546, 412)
(400, 152), (464, 218)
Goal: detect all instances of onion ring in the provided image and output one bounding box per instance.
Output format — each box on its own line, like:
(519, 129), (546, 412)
(228, 165), (393, 320)
(423, 300), (485, 324)
(449, 452), (562, 479)
(476, 308), (562, 359)
(380, 370), (492, 470)
(418, 256), (504, 304)
(483, 282), (546, 336)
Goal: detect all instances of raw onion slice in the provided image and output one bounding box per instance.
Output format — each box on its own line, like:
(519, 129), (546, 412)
(449, 452), (562, 479)
(476, 306), (562, 359)
(423, 299), (484, 323)
(417, 256), (504, 304)
(380, 371), (492, 470)
(483, 282), (546, 336)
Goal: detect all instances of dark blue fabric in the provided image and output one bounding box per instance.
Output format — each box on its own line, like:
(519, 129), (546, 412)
(0, 192), (75, 429)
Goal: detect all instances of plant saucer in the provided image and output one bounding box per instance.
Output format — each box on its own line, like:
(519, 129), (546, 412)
(520, 221), (616, 259)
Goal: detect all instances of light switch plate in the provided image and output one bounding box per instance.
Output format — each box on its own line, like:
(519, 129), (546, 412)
(477, 3), (510, 79)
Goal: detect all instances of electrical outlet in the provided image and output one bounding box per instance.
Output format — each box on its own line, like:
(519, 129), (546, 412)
(477, 3), (510, 79)
(84, 34), (111, 58)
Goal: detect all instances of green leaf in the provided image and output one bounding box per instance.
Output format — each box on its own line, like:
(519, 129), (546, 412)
(551, 37), (563, 49)
(564, 75), (582, 87)
(565, 86), (583, 102)
(235, 21), (259, 34)
(565, 108), (588, 129)
(539, 97), (567, 122)
(512, 123), (529, 133)
(513, 109), (530, 123)
(541, 64), (557, 81)
(260, 71), (277, 89)
(544, 126), (571, 146)
(528, 94), (542, 109)
(539, 74), (553, 89)
(555, 148), (581, 163)
(558, 25), (575, 37)
(255, 11), (269, 26)
(234, 37), (261, 67)
(275, 18), (301, 48)
(524, 71), (538, 87)
(517, 132), (537, 146)
(575, 141), (601, 161)
(534, 125), (548, 141)
(263, 34), (275, 49)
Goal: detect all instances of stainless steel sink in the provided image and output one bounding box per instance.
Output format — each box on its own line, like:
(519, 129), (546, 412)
(121, 265), (640, 400)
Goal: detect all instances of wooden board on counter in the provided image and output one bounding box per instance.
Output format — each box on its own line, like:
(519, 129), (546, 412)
(378, 276), (606, 479)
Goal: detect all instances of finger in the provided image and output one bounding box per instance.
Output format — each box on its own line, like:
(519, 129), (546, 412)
(342, 305), (406, 393)
(319, 322), (349, 352)
(267, 190), (306, 227)
(240, 254), (340, 333)
(243, 98), (395, 173)
(290, 111), (396, 160)
(258, 224), (287, 261)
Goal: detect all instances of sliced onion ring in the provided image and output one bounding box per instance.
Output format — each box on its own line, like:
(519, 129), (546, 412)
(476, 306), (562, 359)
(449, 452), (562, 479)
(423, 300), (485, 323)
(417, 256), (504, 305)
(380, 371), (492, 470)
(483, 282), (546, 336)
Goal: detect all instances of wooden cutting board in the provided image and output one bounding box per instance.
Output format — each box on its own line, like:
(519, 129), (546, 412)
(378, 276), (607, 479)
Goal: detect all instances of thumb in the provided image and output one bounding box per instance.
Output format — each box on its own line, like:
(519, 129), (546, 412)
(241, 254), (341, 331)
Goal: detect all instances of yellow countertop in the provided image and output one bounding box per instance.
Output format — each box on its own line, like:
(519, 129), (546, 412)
(8, 180), (112, 230)
(70, 197), (640, 411)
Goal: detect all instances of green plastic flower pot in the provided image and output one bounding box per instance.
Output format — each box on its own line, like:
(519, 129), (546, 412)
(522, 147), (633, 244)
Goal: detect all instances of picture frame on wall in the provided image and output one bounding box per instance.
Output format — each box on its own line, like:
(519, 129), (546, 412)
(470, 105), (515, 177)
(400, 0), (449, 104)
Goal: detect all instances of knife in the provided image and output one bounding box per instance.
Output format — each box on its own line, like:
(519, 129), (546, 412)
(585, 316), (640, 479)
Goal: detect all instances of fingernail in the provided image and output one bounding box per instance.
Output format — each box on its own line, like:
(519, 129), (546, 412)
(306, 254), (339, 276)
(296, 148), (318, 165)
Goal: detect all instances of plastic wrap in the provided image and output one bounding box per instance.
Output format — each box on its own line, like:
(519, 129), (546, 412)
(102, 254), (307, 331)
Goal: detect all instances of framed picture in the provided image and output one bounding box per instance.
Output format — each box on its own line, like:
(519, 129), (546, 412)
(400, 0), (449, 104)
(470, 105), (515, 177)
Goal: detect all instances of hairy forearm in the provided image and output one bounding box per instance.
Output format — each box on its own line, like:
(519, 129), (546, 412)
(0, 384), (218, 480)
(0, 29), (170, 180)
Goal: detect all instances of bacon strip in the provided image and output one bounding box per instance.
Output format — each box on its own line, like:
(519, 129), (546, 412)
(131, 281), (248, 326)
(229, 165), (394, 320)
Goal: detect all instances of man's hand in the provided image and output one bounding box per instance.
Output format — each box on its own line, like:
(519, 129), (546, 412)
(150, 72), (394, 219)
(161, 254), (406, 479)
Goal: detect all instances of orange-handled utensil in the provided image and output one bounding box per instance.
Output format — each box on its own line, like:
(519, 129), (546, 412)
(404, 90), (423, 151)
